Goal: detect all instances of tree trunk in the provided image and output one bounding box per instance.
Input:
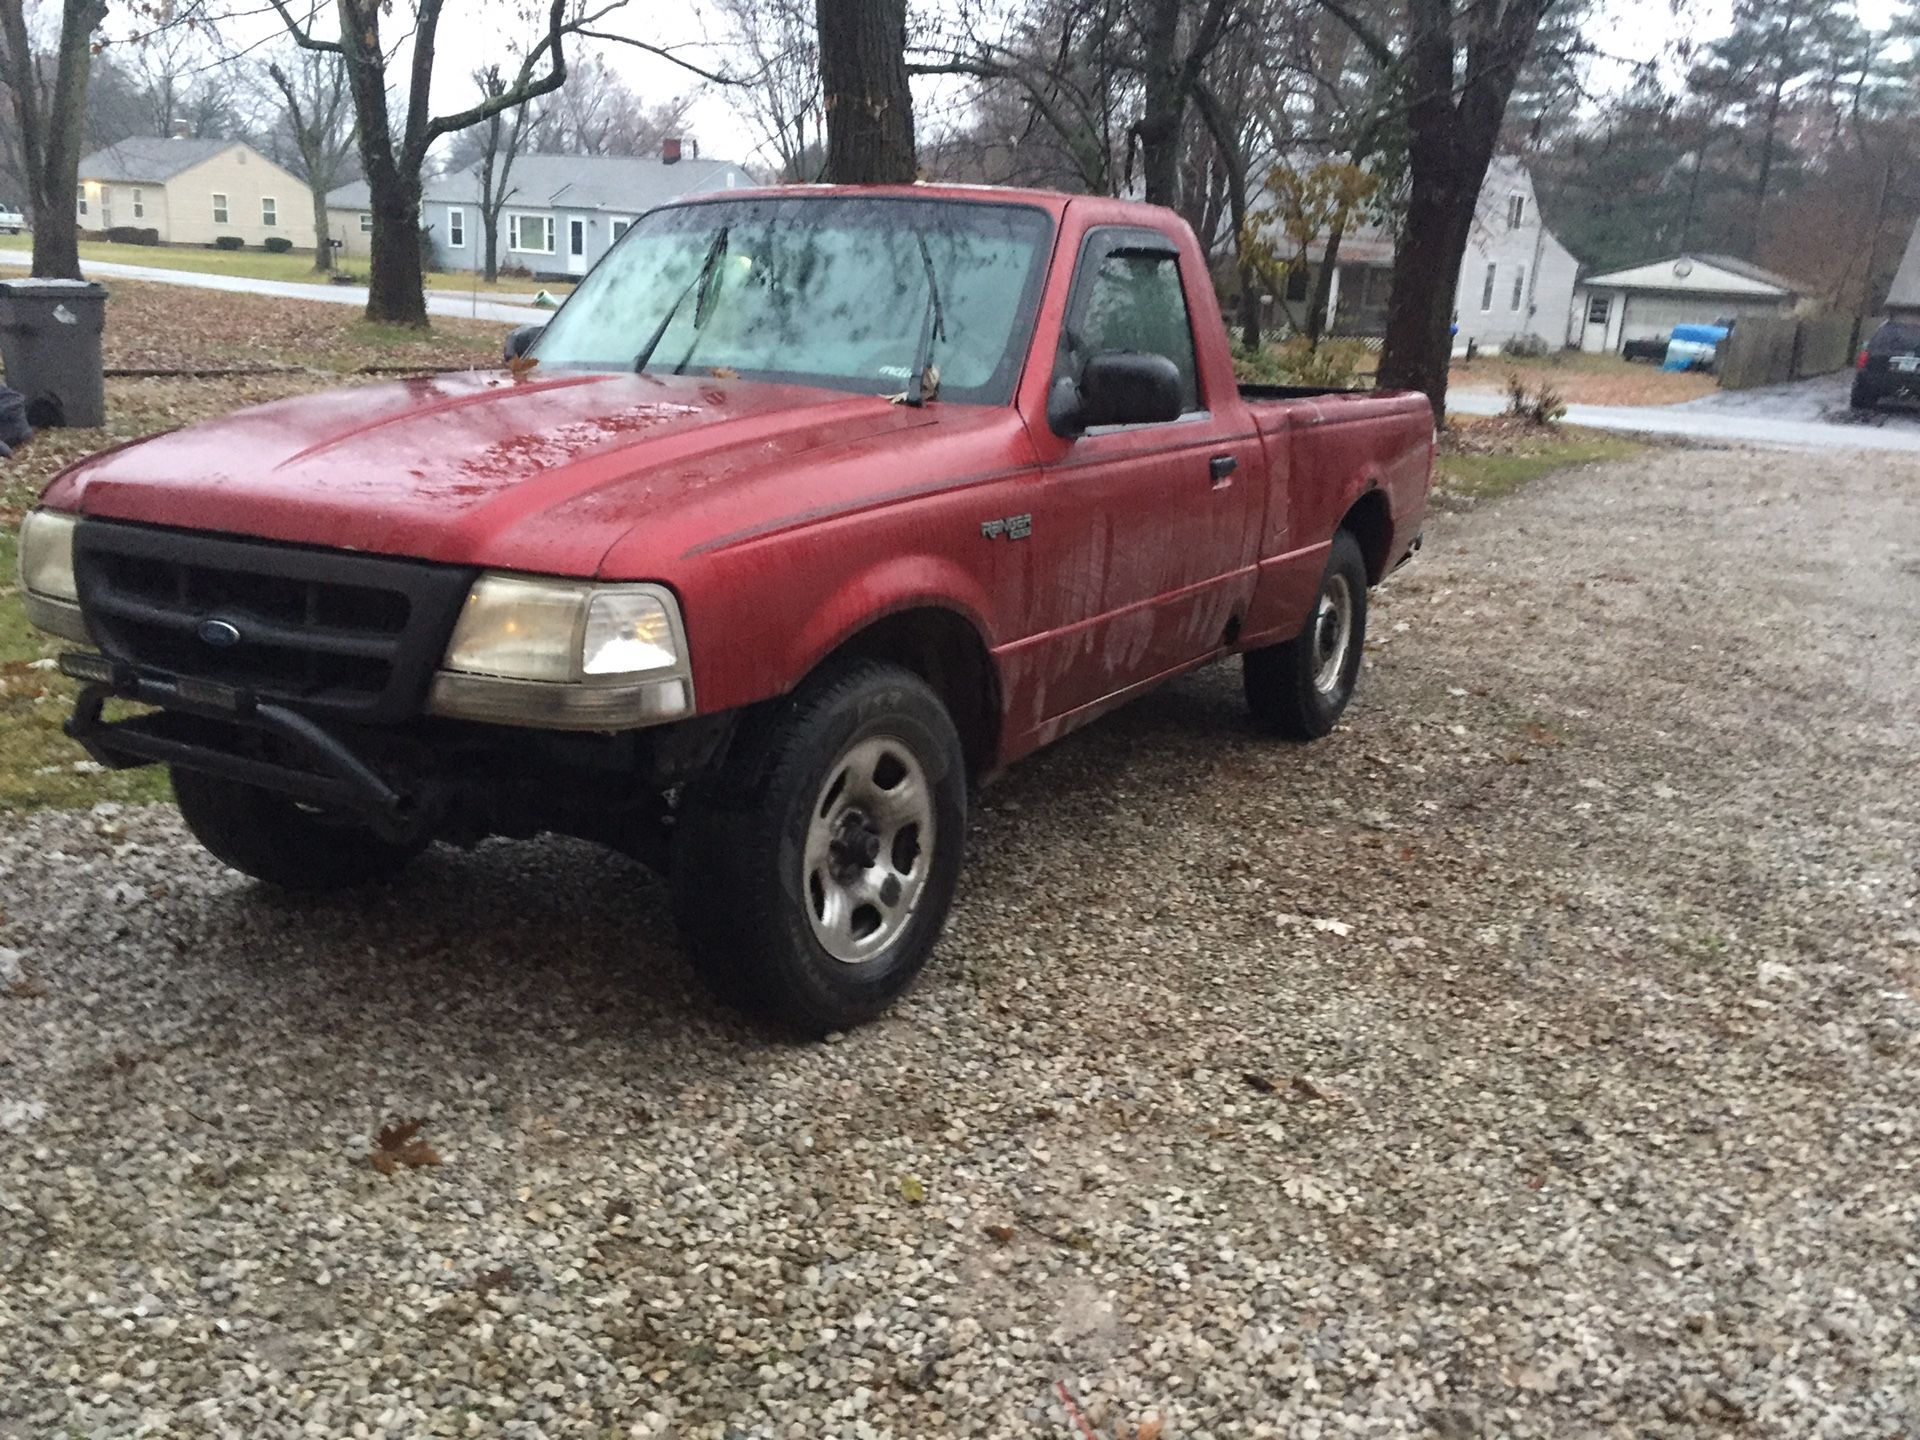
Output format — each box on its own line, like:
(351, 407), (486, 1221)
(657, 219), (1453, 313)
(1, 0), (105, 280)
(1306, 218), (1345, 348)
(816, 0), (916, 183)
(365, 180), (427, 327)
(310, 184), (334, 273)
(1135, 0), (1184, 206)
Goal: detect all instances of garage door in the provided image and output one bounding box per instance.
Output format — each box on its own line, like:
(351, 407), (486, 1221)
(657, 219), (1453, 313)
(1620, 294), (1787, 345)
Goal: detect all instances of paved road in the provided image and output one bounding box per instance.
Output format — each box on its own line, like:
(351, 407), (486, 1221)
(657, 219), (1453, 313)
(1453, 369), (1920, 453)
(0, 250), (540, 326)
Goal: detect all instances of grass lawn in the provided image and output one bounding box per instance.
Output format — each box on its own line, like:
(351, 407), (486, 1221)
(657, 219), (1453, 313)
(1435, 415), (1645, 505)
(1, 281), (512, 814)
(0, 231), (574, 301)
(1450, 349), (1718, 407)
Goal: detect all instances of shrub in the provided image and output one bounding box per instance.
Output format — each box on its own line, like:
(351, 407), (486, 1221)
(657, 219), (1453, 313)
(502, 263), (534, 279)
(263, 235), (293, 253)
(1501, 332), (1553, 359)
(213, 235), (245, 250)
(1232, 337), (1372, 389)
(1503, 373), (1567, 425)
(105, 225), (160, 246)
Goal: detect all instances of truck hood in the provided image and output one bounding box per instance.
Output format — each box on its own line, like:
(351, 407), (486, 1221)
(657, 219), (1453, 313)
(46, 370), (940, 575)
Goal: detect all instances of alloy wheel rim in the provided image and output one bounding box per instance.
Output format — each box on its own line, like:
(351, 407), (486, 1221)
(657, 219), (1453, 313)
(803, 736), (934, 964)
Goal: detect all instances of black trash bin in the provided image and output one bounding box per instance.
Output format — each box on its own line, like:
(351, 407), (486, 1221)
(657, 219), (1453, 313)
(0, 278), (108, 428)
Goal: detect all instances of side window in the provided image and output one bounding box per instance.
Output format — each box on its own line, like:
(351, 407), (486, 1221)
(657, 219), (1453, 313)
(1061, 246), (1200, 415)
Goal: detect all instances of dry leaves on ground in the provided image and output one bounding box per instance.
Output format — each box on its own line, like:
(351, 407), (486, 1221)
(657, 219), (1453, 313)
(368, 1118), (441, 1175)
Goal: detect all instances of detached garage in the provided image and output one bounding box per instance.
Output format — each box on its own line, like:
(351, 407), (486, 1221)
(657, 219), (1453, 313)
(1571, 253), (1802, 354)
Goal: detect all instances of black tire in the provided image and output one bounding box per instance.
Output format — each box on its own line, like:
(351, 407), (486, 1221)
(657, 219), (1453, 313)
(1850, 377), (1882, 412)
(1244, 528), (1369, 741)
(171, 767), (427, 892)
(671, 660), (967, 1036)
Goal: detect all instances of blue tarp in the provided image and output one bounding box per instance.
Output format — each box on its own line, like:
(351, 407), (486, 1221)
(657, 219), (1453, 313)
(1663, 324), (1731, 371)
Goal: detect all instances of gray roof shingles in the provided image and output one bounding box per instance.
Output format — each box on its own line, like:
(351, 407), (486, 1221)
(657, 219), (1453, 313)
(78, 136), (240, 183)
(326, 154), (746, 215)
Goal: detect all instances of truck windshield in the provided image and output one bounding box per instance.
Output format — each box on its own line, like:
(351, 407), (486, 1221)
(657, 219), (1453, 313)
(532, 195), (1053, 405)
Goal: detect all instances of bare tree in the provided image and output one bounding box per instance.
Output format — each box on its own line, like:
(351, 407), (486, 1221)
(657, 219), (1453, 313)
(269, 0), (736, 326)
(264, 47), (355, 273)
(526, 50), (694, 155)
(472, 63), (535, 285)
(817, 0), (916, 182)
(1318, 0), (1558, 414)
(718, 0), (823, 179)
(0, 0), (110, 277)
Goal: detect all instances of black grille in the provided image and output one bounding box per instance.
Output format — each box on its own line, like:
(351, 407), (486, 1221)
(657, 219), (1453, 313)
(73, 521), (477, 722)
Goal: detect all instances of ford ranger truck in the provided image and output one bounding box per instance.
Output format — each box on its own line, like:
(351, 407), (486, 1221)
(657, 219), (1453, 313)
(18, 187), (1432, 1034)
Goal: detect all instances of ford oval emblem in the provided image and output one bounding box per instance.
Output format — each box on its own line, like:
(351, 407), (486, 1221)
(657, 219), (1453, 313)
(197, 618), (242, 648)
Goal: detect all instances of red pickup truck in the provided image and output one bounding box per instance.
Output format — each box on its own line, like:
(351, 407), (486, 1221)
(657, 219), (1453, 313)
(19, 186), (1431, 1032)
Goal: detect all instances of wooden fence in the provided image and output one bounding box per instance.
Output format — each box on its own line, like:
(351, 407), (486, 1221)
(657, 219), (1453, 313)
(1719, 313), (1861, 390)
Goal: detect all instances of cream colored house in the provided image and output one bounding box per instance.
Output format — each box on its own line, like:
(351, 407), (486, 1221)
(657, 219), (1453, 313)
(77, 136), (316, 250)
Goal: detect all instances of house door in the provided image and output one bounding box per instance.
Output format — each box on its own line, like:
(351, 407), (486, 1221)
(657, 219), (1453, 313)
(566, 218), (587, 276)
(1581, 293), (1613, 352)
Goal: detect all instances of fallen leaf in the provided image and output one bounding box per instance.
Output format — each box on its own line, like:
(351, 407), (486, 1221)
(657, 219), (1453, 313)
(1242, 1073), (1277, 1094)
(1290, 1075), (1339, 1103)
(899, 1174), (926, 1204)
(983, 1223), (1016, 1244)
(1136, 1416), (1165, 1440)
(369, 1117), (442, 1174)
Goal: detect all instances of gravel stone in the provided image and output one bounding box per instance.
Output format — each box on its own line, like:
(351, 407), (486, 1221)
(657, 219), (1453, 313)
(3, 444), (1918, 1437)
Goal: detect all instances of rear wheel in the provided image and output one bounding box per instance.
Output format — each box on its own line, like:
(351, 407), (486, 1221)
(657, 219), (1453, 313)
(171, 767), (427, 892)
(1850, 376), (1882, 412)
(671, 660), (966, 1035)
(1244, 528), (1369, 740)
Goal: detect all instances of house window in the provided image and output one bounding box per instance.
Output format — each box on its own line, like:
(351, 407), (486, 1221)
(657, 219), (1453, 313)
(359, 212), (373, 233)
(1508, 193), (1526, 228)
(1511, 266), (1526, 310)
(212, 193), (229, 224)
(508, 213), (554, 254)
(77, 187), (88, 217)
(1587, 295), (1611, 326)
(1480, 263), (1497, 312)
(132, 188), (145, 219)
(261, 196), (277, 227)
(447, 207), (465, 247)
(610, 217), (632, 242)
(1284, 266), (1310, 303)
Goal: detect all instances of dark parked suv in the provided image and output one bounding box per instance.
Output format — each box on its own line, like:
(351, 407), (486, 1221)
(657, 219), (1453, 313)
(1852, 318), (1920, 411)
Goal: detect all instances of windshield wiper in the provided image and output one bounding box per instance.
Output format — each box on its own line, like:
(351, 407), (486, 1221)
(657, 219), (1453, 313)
(633, 225), (729, 374)
(902, 231), (945, 406)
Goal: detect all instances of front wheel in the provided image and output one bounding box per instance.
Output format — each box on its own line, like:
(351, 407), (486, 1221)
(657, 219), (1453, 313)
(1244, 528), (1370, 740)
(171, 767), (428, 892)
(671, 660), (967, 1035)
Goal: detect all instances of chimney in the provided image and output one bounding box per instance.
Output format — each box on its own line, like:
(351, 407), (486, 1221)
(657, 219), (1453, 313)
(661, 137), (682, 166)
(170, 118), (190, 139)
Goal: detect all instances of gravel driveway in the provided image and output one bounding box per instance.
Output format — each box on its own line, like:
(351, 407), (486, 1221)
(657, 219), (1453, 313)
(4, 445), (1918, 1439)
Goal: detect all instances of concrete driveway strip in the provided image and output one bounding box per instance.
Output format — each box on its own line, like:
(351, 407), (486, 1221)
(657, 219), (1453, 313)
(1450, 379), (1920, 453)
(0, 250), (538, 326)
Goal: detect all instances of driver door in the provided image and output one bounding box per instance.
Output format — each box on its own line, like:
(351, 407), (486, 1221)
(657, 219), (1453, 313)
(1016, 227), (1263, 728)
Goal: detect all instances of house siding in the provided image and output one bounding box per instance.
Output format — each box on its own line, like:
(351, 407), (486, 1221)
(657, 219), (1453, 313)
(80, 144), (315, 249)
(1451, 167), (1578, 353)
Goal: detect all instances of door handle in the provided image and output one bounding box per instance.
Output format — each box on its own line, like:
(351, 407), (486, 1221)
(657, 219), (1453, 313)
(1209, 454), (1238, 487)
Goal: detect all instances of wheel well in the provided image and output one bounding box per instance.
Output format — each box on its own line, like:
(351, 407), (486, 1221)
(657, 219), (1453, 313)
(831, 608), (1001, 777)
(1340, 488), (1394, 583)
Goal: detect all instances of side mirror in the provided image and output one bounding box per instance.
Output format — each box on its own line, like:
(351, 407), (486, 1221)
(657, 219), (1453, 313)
(1048, 351), (1184, 437)
(504, 323), (543, 361)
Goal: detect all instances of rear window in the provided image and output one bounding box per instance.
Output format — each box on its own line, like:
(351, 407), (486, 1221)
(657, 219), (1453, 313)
(1867, 321), (1920, 353)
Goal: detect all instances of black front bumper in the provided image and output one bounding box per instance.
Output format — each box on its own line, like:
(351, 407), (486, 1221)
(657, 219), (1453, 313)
(61, 652), (419, 838)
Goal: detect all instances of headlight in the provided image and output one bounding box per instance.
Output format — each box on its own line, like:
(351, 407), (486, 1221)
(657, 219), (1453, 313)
(429, 573), (693, 730)
(16, 508), (89, 644)
(18, 508), (79, 602)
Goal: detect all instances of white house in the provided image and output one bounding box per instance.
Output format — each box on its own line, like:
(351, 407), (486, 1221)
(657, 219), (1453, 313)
(1886, 219), (1920, 317)
(1569, 253), (1802, 353)
(1284, 157), (1579, 354)
(326, 143), (753, 277)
